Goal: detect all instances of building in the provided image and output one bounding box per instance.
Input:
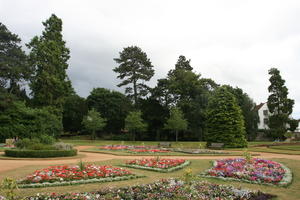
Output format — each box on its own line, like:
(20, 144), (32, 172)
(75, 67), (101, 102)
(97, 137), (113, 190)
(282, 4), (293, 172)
(254, 103), (270, 130)
(295, 120), (300, 133)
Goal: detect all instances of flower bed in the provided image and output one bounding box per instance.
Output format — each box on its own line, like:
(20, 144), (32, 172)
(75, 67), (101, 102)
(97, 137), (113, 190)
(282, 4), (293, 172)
(173, 148), (228, 154)
(128, 149), (170, 153)
(99, 145), (158, 151)
(200, 158), (292, 186)
(18, 165), (142, 188)
(26, 179), (275, 200)
(123, 158), (190, 172)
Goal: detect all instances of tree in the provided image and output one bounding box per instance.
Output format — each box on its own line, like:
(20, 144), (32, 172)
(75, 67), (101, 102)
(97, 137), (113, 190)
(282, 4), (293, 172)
(288, 118), (299, 132)
(125, 111), (147, 141)
(62, 94), (88, 133)
(164, 107), (188, 142)
(0, 101), (62, 142)
(82, 109), (106, 140)
(267, 68), (294, 139)
(113, 46), (154, 105)
(27, 14), (73, 112)
(0, 22), (30, 96)
(87, 88), (132, 133)
(224, 85), (259, 140)
(205, 86), (247, 148)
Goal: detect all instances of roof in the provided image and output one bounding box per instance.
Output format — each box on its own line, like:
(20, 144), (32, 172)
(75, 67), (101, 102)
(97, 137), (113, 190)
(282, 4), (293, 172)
(254, 103), (265, 111)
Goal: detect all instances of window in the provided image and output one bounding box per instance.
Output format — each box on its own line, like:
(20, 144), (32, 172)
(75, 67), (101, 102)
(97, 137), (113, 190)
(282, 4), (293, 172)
(263, 118), (269, 124)
(263, 110), (268, 116)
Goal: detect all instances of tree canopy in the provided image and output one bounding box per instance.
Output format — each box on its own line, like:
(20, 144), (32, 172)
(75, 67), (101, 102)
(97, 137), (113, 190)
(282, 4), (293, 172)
(125, 110), (147, 141)
(267, 68), (294, 139)
(82, 109), (107, 140)
(27, 14), (73, 111)
(205, 86), (247, 148)
(113, 46), (154, 105)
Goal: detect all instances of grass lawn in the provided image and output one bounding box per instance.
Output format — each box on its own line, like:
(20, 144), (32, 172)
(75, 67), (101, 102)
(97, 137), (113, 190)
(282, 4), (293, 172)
(0, 158), (299, 199)
(246, 147), (300, 155)
(61, 139), (276, 148)
(269, 145), (300, 151)
(81, 147), (246, 156)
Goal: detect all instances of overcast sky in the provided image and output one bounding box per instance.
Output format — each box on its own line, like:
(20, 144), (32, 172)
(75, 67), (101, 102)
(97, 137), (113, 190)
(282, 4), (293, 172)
(1, 0), (299, 118)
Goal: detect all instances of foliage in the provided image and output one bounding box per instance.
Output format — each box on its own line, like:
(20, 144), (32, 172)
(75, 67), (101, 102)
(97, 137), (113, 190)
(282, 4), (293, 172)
(0, 177), (19, 200)
(62, 94), (88, 133)
(205, 86), (247, 148)
(164, 107), (188, 142)
(0, 22), (30, 98)
(267, 68), (294, 139)
(139, 98), (168, 140)
(224, 85), (259, 140)
(27, 14), (73, 111)
(82, 109), (107, 140)
(53, 142), (73, 150)
(4, 149), (77, 158)
(113, 46), (155, 105)
(87, 88), (131, 134)
(0, 101), (62, 142)
(288, 118), (299, 132)
(125, 111), (147, 141)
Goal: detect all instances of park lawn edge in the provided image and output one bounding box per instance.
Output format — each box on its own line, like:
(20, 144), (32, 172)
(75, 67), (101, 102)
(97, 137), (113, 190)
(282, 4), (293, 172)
(18, 174), (145, 188)
(121, 160), (191, 173)
(198, 160), (293, 187)
(80, 148), (252, 156)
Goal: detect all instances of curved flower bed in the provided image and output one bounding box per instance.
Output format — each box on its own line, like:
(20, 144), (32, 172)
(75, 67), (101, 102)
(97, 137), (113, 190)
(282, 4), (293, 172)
(99, 145), (157, 151)
(200, 158), (292, 186)
(128, 149), (170, 153)
(18, 165), (143, 188)
(26, 179), (275, 200)
(123, 158), (190, 172)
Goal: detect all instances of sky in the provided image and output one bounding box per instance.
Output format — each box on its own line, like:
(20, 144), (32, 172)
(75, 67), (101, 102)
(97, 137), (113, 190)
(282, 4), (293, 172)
(1, 0), (299, 118)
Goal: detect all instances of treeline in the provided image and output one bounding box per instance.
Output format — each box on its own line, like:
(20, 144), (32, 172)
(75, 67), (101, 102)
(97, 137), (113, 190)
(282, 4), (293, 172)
(3, 14), (291, 146)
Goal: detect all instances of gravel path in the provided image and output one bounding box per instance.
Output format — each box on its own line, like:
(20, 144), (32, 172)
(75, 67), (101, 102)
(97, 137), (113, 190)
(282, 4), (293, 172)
(1, 145), (300, 173)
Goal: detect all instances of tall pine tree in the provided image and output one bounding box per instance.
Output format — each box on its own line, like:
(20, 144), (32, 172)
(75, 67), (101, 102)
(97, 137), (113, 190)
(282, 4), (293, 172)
(113, 46), (154, 105)
(267, 68), (294, 139)
(27, 14), (73, 112)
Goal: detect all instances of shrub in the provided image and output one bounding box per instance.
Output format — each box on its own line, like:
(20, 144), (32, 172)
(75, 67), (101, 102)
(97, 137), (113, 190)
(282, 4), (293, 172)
(26, 144), (55, 150)
(15, 138), (32, 149)
(53, 142), (73, 150)
(4, 149), (77, 158)
(39, 135), (55, 145)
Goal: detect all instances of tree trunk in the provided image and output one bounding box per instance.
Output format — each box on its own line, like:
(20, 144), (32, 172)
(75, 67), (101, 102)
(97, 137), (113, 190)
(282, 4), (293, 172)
(175, 130), (178, 142)
(132, 130), (136, 141)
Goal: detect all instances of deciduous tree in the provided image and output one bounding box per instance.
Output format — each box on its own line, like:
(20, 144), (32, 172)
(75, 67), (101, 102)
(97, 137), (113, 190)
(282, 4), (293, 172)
(125, 111), (147, 141)
(82, 109), (107, 140)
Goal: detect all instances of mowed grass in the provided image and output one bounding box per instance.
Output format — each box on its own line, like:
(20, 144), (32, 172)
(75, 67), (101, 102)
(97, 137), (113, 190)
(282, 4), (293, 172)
(1, 158), (300, 199)
(81, 148), (245, 156)
(269, 145), (300, 151)
(61, 139), (277, 148)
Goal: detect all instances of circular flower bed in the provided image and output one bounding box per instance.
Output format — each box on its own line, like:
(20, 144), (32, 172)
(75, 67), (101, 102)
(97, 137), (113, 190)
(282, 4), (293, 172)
(128, 149), (170, 153)
(123, 158), (190, 172)
(26, 179), (275, 200)
(18, 165), (142, 188)
(200, 158), (292, 186)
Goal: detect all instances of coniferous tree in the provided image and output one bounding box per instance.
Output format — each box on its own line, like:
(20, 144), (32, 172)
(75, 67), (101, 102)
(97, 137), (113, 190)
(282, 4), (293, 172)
(27, 14), (73, 112)
(267, 68), (294, 139)
(113, 46), (154, 105)
(0, 22), (30, 96)
(205, 86), (247, 147)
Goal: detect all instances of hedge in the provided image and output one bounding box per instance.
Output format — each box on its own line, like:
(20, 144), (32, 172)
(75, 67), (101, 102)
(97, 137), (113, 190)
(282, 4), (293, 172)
(4, 149), (77, 158)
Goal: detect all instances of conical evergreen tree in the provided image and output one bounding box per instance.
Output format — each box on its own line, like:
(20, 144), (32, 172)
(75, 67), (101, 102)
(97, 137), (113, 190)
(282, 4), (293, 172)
(27, 14), (73, 112)
(205, 86), (247, 148)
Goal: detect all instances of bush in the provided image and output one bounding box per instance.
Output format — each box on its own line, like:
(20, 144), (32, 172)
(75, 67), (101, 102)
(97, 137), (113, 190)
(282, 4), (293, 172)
(39, 135), (55, 145)
(15, 138), (32, 149)
(53, 142), (73, 150)
(27, 143), (55, 150)
(4, 149), (77, 158)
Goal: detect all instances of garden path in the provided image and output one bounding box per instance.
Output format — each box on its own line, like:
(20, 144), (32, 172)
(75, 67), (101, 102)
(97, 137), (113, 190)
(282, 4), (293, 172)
(1, 145), (300, 173)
